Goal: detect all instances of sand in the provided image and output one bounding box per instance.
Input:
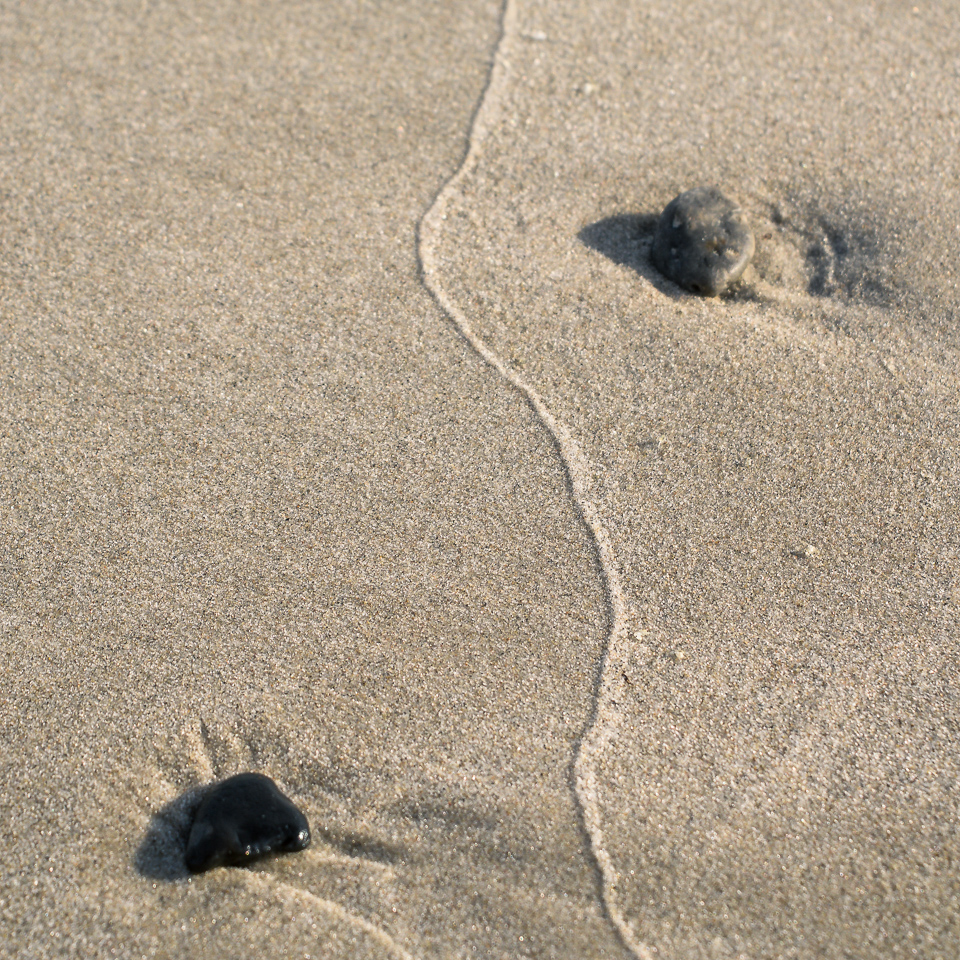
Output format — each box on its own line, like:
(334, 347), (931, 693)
(1, 1), (958, 958)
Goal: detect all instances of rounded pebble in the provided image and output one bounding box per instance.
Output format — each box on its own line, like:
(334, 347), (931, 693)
(651, 186), (755, 296)
(185, 772), (311, 873)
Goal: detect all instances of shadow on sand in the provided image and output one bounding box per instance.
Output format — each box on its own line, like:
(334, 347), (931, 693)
(577, 213), (681, 296)
(134, 784), (209, 881)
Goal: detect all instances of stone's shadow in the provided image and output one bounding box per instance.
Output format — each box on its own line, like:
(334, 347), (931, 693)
(579, 214), (656, 269)
(578, 214), (684, 299)
(134, 784), (209, 881)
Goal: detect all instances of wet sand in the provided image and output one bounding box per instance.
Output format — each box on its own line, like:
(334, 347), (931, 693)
(2, 1), (959, 958)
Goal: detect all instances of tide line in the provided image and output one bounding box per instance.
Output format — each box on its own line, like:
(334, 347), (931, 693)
(417, 2), (650, 958)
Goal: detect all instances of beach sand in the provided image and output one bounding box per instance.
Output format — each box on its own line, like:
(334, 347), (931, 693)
(1, 1), (958, 958)
(429, 1), (960, 957)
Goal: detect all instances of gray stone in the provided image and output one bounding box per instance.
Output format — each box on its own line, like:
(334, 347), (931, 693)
(185, 772), (311, 873)
(651, 187), (755, 296)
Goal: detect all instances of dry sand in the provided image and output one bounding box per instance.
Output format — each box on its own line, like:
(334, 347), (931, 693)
(429, 1), (960, 957)
(1, 1), (958, 958)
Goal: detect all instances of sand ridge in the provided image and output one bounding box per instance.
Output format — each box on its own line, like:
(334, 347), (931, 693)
(419, 2), (645, 956)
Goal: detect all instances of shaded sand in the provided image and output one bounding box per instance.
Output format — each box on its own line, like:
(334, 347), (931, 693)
(429, 1), (960, 958)
(0, 2), (632, 957)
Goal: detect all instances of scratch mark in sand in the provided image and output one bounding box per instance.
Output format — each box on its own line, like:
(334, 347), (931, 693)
(244, 874), (416, 960)
(418, 3), (651, 959)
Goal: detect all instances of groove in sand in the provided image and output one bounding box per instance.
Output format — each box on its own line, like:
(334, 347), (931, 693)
(247, 875), (416, 960)
(417, 2), (650, 957)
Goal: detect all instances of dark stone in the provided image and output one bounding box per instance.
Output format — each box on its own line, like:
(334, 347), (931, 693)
(651, 186), (755, 296)
(185, 772), (311, 874)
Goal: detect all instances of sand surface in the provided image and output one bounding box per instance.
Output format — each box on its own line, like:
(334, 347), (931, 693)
(1, 1), (959, 959)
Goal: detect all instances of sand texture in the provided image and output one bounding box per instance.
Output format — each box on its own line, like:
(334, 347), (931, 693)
(429, 1), (960, 958)
(2, 0), (959, 958)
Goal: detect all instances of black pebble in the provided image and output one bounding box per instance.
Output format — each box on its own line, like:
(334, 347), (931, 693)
(185, 772), (311, 874)
(651, 186), (755, 296)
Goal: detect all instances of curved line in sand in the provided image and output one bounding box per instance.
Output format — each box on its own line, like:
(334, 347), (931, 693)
(417, 4), (650, 959)
(244, 874), (416, 960)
